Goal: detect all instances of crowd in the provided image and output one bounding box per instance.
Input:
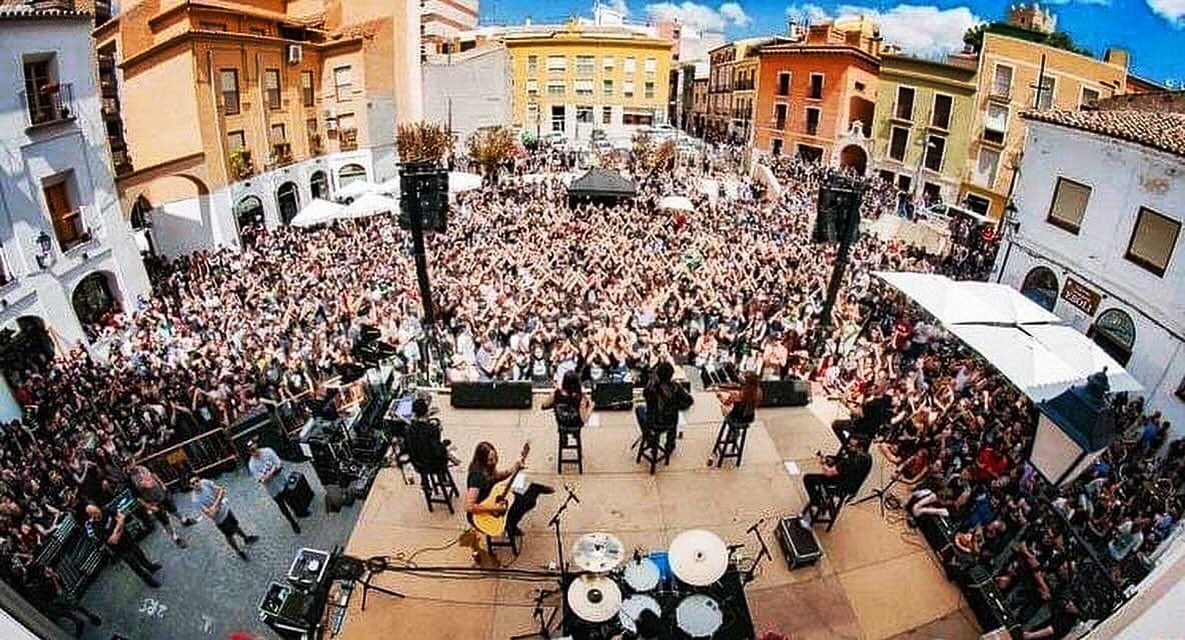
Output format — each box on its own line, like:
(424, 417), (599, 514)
(0, 139), (1177, 639)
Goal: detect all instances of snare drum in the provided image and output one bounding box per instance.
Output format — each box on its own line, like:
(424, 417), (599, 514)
(622, 557), (660, 592)
(675, 594), (722, 638)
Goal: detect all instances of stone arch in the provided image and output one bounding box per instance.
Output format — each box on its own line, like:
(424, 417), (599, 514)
(839, 145), (868, 175)
(71, 271), (122, 333)
(310, 170), (330, 200)
(1089, 308), (1136, 367)
(1020, 266), (1059, 312)
(0, 316), (56, 385)
(338, 163), (367, 188)
(277, 182), (300, 225)
(235, 195), (266, 242)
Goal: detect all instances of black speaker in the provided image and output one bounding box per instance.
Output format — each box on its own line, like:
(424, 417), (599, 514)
(399, 165), (449, 232)
(325, 486), (348, 513)
(760, 379), (810, 407)
(284, 471), (314, 517)
(450, 382), (533, 409)
(592, 382), (633, 410)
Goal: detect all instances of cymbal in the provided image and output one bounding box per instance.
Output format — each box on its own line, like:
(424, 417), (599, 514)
(567, 574), (622, 623)
(668, 529), (728, 586)
(572, 532), (625, 573)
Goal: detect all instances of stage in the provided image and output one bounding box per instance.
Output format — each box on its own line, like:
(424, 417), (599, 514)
(336, 392), (979, 639)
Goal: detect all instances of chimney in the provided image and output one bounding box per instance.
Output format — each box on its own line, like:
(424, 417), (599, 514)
(1103, 48), (1129, 69)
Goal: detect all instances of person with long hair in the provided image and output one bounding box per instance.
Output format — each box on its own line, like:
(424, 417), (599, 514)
(463, 441), (553, 539)
(716, 371), (762, 426)
(542, 369), (592, 430)
(637, 362), (694, 454)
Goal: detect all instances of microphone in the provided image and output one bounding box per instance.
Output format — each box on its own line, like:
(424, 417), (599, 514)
(564, 484), (580, 504)
(747, 518), (765, 535)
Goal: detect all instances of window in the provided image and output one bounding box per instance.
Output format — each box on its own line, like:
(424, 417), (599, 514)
(199, 21), (227, 31)
(546, 55), (566, 72)
(526, 79), (538, 96)
(888, 126), (909, 161)
(964, 194), (991, 216)
(602, 106), (612, 125)
(797, 145), (823, 163)
(1046, 177), (1091, 233)
(808, 73), (824, 99)
(922, 182), (941, 203)
(774, 103), (787, 130)
(983, 103), (1008, 144)
(879, 169), (895, 184)
(1036, 76), (1056, 110)
(974, 148), (1000, 188)
(270, 123), (286, 143)
(896, 174), (912, 192)
(771, 139), (782, 156)
(576, 105), (593, 124)
(776, 72), (790, 96)
(1020, 267), (1059, 311)
(805, 107), (820, 135)
(644, 81), (655, 99)
(644, 57), (656, 74)
(547, 81), (565, 96)
(931, 94), (952, 130)
(575, 79), (593, 96)
(603, 79), (613, 97)
(527, 55), (538, 74)
(22, 58), (70, 126)
(624, 81), (635, 98)
(624, 57), (636, 74)
(895, 86), (915, 120)
(220, 69), (240, 114)
(992, 64), (1013, 98)
(337, 112), (355, 132)
(227, 130), (245, 150)
(334, 66), (352, 100)
(923, 135), (945, 172)
(1125, 207), (1180, 277)
(576, 56), (595, 75)
(1090, 309), (1135, 366)
(1080, 87), (1100, 109)
(551, 105), (565, 132)
(855, 81), (866, 92)
(603, 56), (614, 70)
(43, 179), (85, 250)
(264, 68), (281, 110)
(301, 71), (314, 107)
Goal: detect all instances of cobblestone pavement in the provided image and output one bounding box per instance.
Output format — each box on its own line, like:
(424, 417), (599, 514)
(79, 462), (364, 640)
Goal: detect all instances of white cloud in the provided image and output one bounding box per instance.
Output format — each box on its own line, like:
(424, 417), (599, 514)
(785, 3), (984, 58)
(1046, 0), (1111, 5)
(786, 3), (832, 23)
(1147, 0), (1185, 25)
(603, 0), (631, 15)
(645, 2), (752, 32)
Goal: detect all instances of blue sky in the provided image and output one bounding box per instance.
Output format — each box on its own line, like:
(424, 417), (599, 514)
(480, 0), (1185, 84)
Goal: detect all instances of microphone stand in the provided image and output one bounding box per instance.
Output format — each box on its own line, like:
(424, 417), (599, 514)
(511, 485), (578, 640)
(743, 519), (773, 584)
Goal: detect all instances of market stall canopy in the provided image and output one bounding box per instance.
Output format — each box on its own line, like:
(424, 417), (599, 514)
(658, 195), (695, 212)
(290, 198), (347, 228)
(876, 272), (1062, 326)
(336, 180), (377, 201)
(567, 168), (637, 199)
(449, 171), (482, 194)
(343, 193), (400, 219)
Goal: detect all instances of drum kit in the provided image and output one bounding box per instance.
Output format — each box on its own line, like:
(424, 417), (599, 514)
(567, 529), (734, 638)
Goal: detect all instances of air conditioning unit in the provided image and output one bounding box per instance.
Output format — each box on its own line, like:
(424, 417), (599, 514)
(287, 44), (303, 65)
(324, 108), (337, 131)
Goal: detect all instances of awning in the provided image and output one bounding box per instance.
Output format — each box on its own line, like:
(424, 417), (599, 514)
(876, 272), (1062, 326)
(336, 180), (377, 202)
(290, 198), (347, 227)
(658, 195), (695, 212)
(567, 167), (637, 198)
(343, 193), (399, 219)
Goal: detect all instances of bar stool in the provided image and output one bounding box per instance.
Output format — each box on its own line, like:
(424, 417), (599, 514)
(418, 468), (459, 514)
(712, 418), (753, 467)
(635, 426), (673, 475)
(557, 427), (584, 474)
(485, 530), (521, 558)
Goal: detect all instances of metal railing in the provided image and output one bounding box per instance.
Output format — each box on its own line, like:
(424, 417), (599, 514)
(21, 83), (74, 127)
(339, 128), (358, 151)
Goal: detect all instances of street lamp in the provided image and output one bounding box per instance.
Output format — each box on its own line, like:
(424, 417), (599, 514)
(34, 230), (53, 269)
(993, 200), (1020, 283)
(1032, 369), (1117, 486)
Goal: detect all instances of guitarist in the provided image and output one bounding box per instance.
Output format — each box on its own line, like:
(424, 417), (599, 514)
(464, 442), (554, 538)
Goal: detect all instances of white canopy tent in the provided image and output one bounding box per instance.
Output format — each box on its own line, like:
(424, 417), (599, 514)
(336, 180), (377, 202)
(290, 198), (347, 227)
(657, 195), (695, 212)
(449, 171), (482, 194)
(343, 193), (400, 220)
(876, 271), (1141, 402)
(375, 177), (401, 195)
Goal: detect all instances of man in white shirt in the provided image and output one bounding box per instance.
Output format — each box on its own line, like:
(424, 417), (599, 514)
(247, 439), (302, 534)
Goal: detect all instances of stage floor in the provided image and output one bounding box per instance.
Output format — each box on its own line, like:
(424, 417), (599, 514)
(338, 392), (981, 640)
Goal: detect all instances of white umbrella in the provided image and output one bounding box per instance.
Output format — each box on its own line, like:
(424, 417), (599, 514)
(336, 180), (377, 201)
(449, 171), (482, 194)
(343, 193), (399, 220)
(376, 177), (402, 195)
(290, 198), (347, 227)
(1023, 324), (1143, 395)
(658, 195), (695, 212)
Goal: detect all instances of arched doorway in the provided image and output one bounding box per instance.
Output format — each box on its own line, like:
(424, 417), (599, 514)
(338, 164), (367, 188)
(1088, 308), (1135, 366)
(130, 195), (153, 230)
(1020, 266), (1059, 311)
(310, 171), (329, 200)
(0, 316), (55, 383)
(276, 183), (300, 225)
(235, 195), (265, 242)
(72, 272), (121, 338)
(839, 145), (868, 175)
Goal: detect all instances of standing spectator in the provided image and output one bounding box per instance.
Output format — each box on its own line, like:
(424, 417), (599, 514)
(125, 461), (190, 548)
(83, 504), (161, 588)
(189, 476), (258, 560)
(246, 440), (301, 534)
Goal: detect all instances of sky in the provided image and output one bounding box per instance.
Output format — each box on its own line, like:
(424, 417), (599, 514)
(479, 0), (1185, 85)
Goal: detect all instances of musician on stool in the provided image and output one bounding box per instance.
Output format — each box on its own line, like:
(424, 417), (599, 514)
(637, 362), (694, 454)
(716, 372), (761, 425)
(404, 398), (462, 469)
(542, 370), (592, 429)
(801, 436), (872, 526)
(463, 442), (553, 539)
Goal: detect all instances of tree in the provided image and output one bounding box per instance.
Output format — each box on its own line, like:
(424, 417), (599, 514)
(467, 126), (517, 185)
(396, 122), (453, 166)
(963, 23), (988, 52)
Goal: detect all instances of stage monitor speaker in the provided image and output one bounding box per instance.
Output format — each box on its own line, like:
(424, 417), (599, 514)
(775, 516), (822, 568)
(450, 382), (533, 409)
(229, 407), (298, 460)
(592, 382), (633, 411)
(760, 379), (810, 407)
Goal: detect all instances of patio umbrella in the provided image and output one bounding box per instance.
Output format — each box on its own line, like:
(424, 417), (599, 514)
(343, 193), (399, 220)
(658, 195), (695, 212)
(336, 180), (377, 202)
(290, 198), (347, 227)
(449, 171), (482, 194)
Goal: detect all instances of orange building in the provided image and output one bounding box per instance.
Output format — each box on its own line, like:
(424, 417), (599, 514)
(752, 18), (881, 170)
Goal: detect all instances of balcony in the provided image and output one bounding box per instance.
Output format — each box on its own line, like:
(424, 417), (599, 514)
(339, 128), (358, 151)
(228, 149), (255, 180)
(98, 55), (116, 73)
(21, 83), (74, 128)
(100, 79), (118, 99)
(272, 142), (293, 166)
(308, 133), (323, 155)
(989, 86), (1011, 102)
(53, 210), (92, 253)
(101, 97), (121, 120)
(111, 148), (134, 176)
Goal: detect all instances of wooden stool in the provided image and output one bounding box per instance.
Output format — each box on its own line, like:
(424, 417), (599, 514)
(635, 427), (672, 475)
(419, 469), (459, 514)
(486, 531), (520, 558)
(712, 419), (752, 467)
(557, 428), (584, 474)
(807, 484), (852, 532)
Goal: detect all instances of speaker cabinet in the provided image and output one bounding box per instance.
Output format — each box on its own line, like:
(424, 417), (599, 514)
(760, 379), (810, 407)
(592, 382), (634, 410)
(450, 382), (533, 409)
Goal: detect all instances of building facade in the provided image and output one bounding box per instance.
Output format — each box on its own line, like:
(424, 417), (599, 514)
(705, 43), (735, 141)
(93, 0), (422, 256)
(752, 19), (881, 169)
(422, 44), (512, 147)
(959, 32), (1128, 218)
(689, 76), (708, 137)
(993, 103), (1185, 431)
(503, 21), (672, 139)
(871, 55), (978, 203)
(0, 1), (152, 417)
(422, 0), (479, 58)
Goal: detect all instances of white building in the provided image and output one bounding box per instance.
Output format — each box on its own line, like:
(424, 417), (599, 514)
(0, 2), (151, 418)
(423, 44), (513, 146)
(422, 0), (479, 57)
(993, 102), (1185, 432)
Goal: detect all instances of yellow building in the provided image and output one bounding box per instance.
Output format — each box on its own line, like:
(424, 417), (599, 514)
(959, 31), (1128, 218)
(94, 0), (422, 254)
(497, 21), (671, 139)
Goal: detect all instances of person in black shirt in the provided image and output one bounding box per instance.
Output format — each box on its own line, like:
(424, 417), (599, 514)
(403, 398), (460, 472)
(802, 437), (873, 524)
(463, 442), (553, 538)
(17, 564), (102, 636)
(542, 370), (591, 431)
(84, 503), (161, 588)
(636, 362), (694, 454)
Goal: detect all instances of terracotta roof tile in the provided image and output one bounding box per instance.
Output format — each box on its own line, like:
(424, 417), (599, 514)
(1021, 109), (1185, 159)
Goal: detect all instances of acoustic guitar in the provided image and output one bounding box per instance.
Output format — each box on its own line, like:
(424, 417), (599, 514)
(468, 442), (530, 537)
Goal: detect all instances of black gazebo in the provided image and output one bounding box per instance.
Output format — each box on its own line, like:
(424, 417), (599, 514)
(567, 168), (637, 207)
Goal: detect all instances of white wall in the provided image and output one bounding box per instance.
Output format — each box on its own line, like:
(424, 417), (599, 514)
(423, 47), (513, 145)
(994, 121), (1185, 432)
